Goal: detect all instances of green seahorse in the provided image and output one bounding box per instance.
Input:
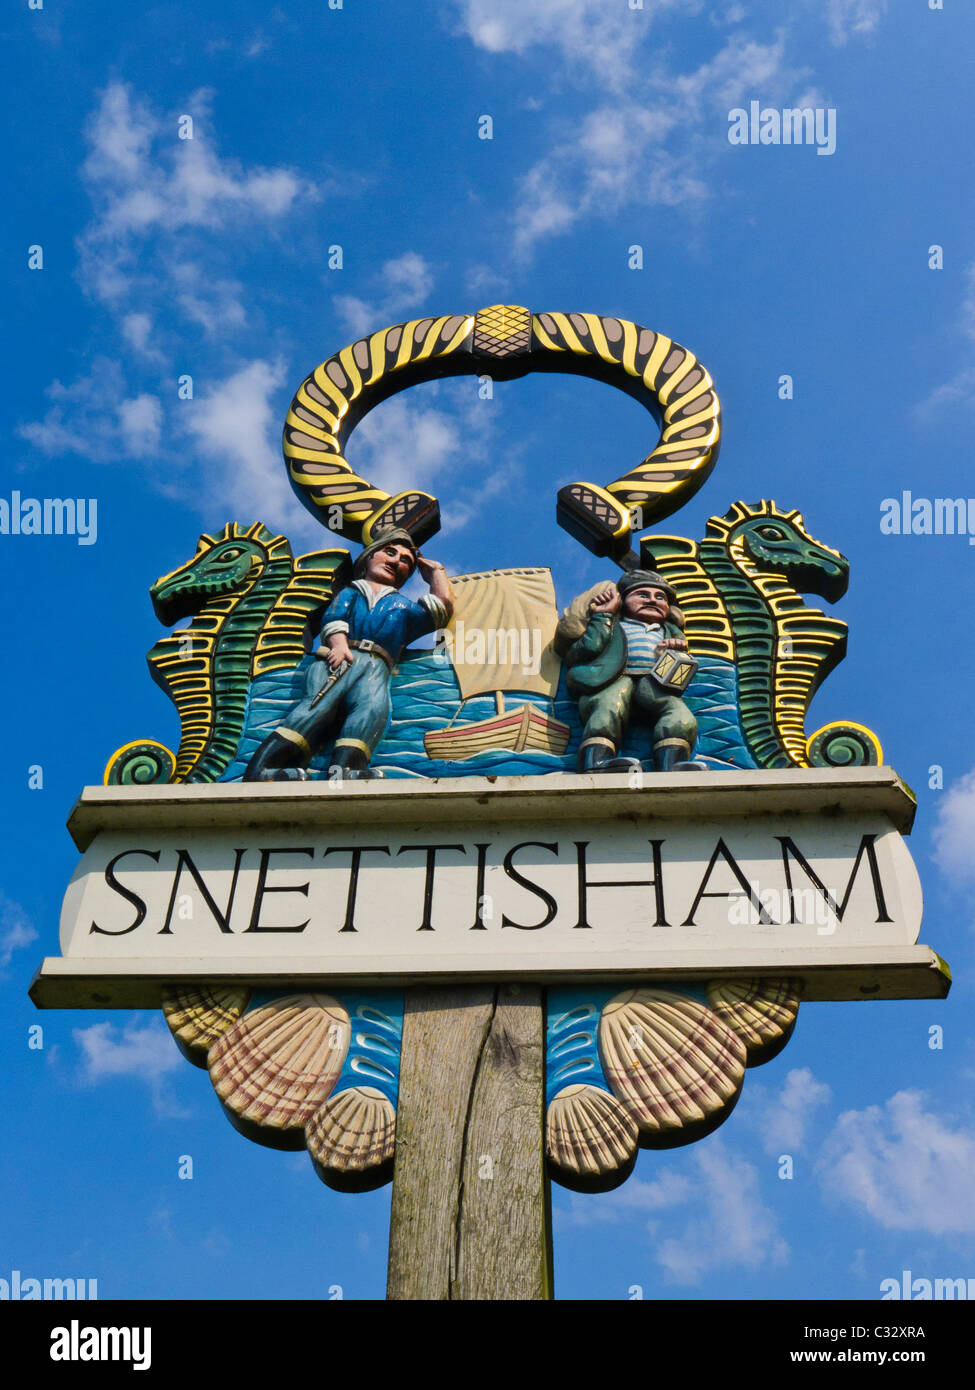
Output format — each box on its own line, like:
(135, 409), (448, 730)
(105, 523), (350, 784)
(641, 499), (881, 768)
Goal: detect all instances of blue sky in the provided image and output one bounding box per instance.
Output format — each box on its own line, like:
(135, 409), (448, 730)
(3, 0), (975, 1301)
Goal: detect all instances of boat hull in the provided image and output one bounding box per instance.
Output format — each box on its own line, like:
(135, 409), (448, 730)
(424, 703), (571, 761)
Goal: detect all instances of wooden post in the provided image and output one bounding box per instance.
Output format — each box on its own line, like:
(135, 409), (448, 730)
(386, 983), (552, 1300)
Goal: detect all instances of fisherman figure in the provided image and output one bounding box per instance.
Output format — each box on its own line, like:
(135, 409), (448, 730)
(562, 570), (701, 774)
(245, 527), (453, 780)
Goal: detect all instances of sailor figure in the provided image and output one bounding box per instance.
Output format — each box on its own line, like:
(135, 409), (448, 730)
(563, 569), (700, 773)
(244, 527), (453, 780)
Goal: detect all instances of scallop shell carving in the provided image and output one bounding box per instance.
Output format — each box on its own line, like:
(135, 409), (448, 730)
(306, 1085), (396, 1187)
(209, 993), (350, 1147)
(162, 985), (251, 1068)
(706, 978), (801, 1064)
(546, 1083), (638, 1187)
(599, 989), (746, 1143)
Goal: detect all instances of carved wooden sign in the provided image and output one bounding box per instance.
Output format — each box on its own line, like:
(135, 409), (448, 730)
(29, 306), (950, 1298)
(37, 770), (939, 1007)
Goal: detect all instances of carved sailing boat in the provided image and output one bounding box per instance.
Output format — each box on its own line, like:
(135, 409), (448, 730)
(423, 567), (571, 761)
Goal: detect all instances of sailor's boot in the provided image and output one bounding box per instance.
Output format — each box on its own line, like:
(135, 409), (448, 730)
(579, 740), (642, 775)
(328, 742), (384, 782)
(653, 741), (707, 773)
(244, 730), (310, 782)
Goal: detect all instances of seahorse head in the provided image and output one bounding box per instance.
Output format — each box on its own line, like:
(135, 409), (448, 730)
(150, 522), (290, 624)
(707, 501), (849, 603)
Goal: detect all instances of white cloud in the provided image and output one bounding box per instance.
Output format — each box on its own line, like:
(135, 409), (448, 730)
(334, 252), (436, 338)
(507, 33), (802, 256)
(655, 1141), (788, 1284)
(917, 264), (975, 415)
(617, 1169), (695, 1210)
(826, 0), (887, 47)
(817, 1090), (975, 1234)
(560, 1138), (788, 1283)
(118, 394), (163, 455)
(512, 162), (579, 254)
(747, 1066), (833, 1156)
(452, 5), (870, 259)
(121, 312), (157, 357)
(80, 84), (310, 284)
(181, 357), (311, 533)
(932, 767), (975, 885)
(73, 1016), (190, 1118)
(82, 80), (156, 185)
(0, 894), (38, 972)
(919, 368), (975, 414)
(75, 1017), (182, 1083)
(77, 80), (307, 361)
(347, 382), (515, 536)
(169, 260), (247, 337)
(151, 1203), (176, 1242)
(351, 392), (463, 497)
(20, 363), (162, 463)
(558, 1169), (695, 1228)
(17, 346), (509, 548)
(669, 33), (794, 120)
(464, 262), (512, 301)
(20, 83), (316, 474)
(332, 297), (376, 342)
(381, 251), (434, 305)
(18, 359), (131, 461)
(449, 0), (688, 88)
(202, 1228), (232, 1256)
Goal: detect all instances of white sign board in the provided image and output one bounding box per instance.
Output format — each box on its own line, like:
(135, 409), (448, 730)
(32, 770), (948, 1005)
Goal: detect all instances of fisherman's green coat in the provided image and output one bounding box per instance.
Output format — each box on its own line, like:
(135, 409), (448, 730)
(566, 611), (698, 758)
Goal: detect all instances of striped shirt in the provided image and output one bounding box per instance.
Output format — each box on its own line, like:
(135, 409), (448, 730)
(619, 619), (664, 674)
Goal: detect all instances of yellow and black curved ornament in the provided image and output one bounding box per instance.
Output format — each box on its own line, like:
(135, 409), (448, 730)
(283, 304), (721, 560)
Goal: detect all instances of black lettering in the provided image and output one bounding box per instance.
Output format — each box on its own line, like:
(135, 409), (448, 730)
(89, 849), (160, 935)
(502, 841), (559, 930)
(396, 844), (467, 930)
(470, 842), (491, 929)
(682, 837), (773, 926)
(322, 846), (391, 931)
(777, 833), (892, 923)
(574, 839), (670, 929)
(244, 847), (314, 932)
(159, 847), (247, 934)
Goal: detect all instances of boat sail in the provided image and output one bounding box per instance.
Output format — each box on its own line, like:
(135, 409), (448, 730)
(423, 567), (571, 761)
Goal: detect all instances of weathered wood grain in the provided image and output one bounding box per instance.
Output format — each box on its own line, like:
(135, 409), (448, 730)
(386, 984), (551, 1300)
(454, 983), (551, 1300)
(386, 986), (494, 1300)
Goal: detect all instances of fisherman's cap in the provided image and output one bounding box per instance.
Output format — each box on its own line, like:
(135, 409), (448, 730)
(616, 569), (677, 605)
